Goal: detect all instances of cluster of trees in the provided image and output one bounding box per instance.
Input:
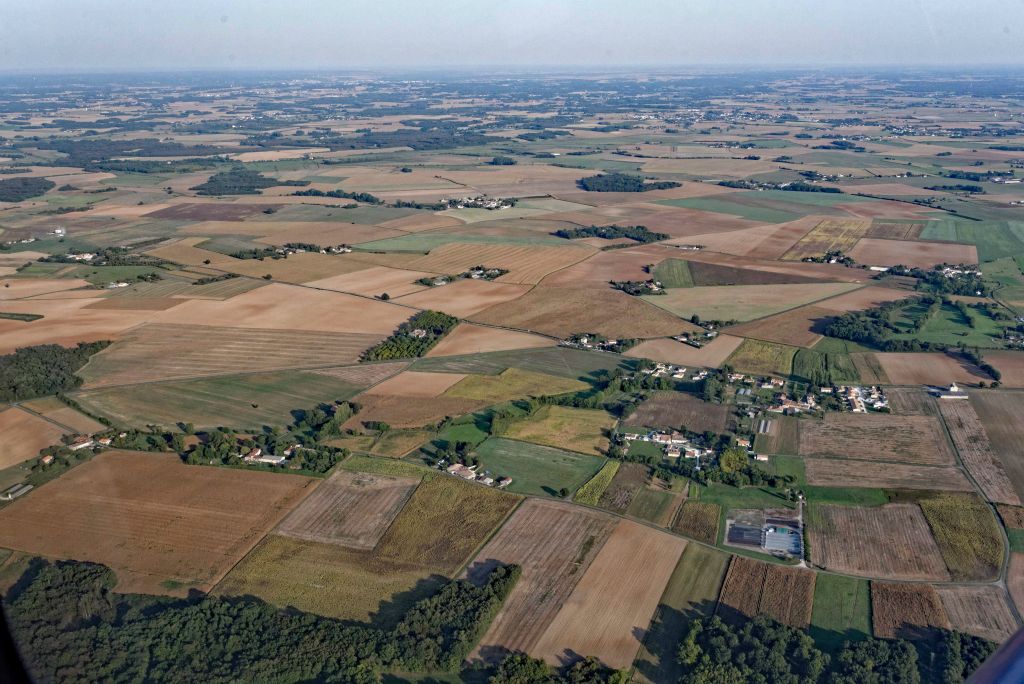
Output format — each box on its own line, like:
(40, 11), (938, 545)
(193, 273), (237, 285)
(292, 187), (385, 204)
(577, 172), (681, 192)
(943, 169), (1008, 182)
(552, 224), (669, 244)
(717, 179), (841, 193)
(886, 264), (992, 297)
(925, 184), (986, 194)
(190, 168), (308, 195)
(610, 280), (665, 296)
(362, 310), (459, 361)
(488, 155), (517, 165)
(27, 137), (224, 169)
(5, 558), (521, 683)
(960, 346), (1001, 382)
(676, 614), (995, 684)
(0, 341), (109, 402)
(823, 298), (939, 351)
(0, 176), (56, 201)
(489, 654), (626, 683)
(41, 247), (165, 268)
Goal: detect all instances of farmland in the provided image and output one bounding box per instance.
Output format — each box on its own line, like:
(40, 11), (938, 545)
(0, 407), (67, 469)
(671, 501), (721, 544)
(443, 367), (587, 404)
(936, 586), (1020, 643)
(725, 338), (797, 376)
(871, 582), (952, 640)
(717, 556), (816, 628)
(0, 451), (317, 594)
(970, 391), (1024, 503)
(501, 405), (616, 456)
(471, 438), (605, 497)
(938, 399), (1021, 505)
(804, 459), (973, 492)
(918, 493), (1003, 581)
(597, 461), (649, 513)
(573, 460), (620, 506)
(799, 413), (956, 465)
(781, 219), (871, 261)
(642, 282), (860, 323)
(809, 574), (872, 651)
(623, 391), (731, 433)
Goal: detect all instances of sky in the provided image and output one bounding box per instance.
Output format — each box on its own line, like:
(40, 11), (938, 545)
(2, 0), (1024, 73)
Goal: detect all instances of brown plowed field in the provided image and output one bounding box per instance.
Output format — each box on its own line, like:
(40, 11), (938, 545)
(874, 352), (987, 385)
(466, 499), (617, 663)
(804, 459), (973, 492)
(1009, 553), (1024, 617)
(936, 586), (1020, 643)
(305, 266), (435, 298)
(717, 556), (815, 628)
(393, 279), (531, 318)
(598, 462), (649, 514)
(938, 400), (1021, 505)
(886, 387), (938, 415)
(871, 582), (951, 639)
(425, 323), (555, 357)
(808, 504), (950, 580)
(981, 351), (1024, 388)
(624, 391), (730, 433)
(406, 243), (596, 285)
(799, 413), (956, 465)
(471, 285), (697, 340)
(725, 305), (835, 347)
(532, 520), (687, 669)
(343, 393), (486, 429)
(671, 502), (720, 544)
(625, 334), (744, 369)
(849, 238), (978, 269)
(0, 407), (67, 469)
(539, 244), (668, 286)
(0, 451), (317, 595)
(276, 470), (419, 549)
(971, 391), (1024, 503)
(80, 324), (383, 387)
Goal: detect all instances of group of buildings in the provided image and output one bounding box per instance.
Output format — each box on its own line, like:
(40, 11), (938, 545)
(443, 462), (512, 489)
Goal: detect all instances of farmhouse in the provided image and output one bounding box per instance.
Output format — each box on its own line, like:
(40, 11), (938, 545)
(68, 436), (95, 451)
(446, 463), (478, 480)
(936, 382), (969, 399)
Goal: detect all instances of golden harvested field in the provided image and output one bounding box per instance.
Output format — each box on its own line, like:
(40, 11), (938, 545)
(725, 339), (797, 377)
(725, 305), (835, 347)
(799, 413), (956, 465)
(874, 352), (987, 385)
(503, 405), (616, 456)
(80, 324), (382, 387)
(310, 361), (409, 387)
(971, 391), (1024, 504)
(393, 279), (531, 318)
(275, 470), (419, 549)
(467, 499), (617, 662)
(849, 238), (978, 268)
(936, 586), (1020, 643)
(304, 266), (435, 298)
(781, 218), (871, 261)
(0, 277), (91, 300)
(146, 237), (244, 267)
(808, 504), (950, 581)
(624, 391), (731, 434)
(0, 407), (67, 468)
(213, 534), (444, 626)
(364, 370), (467, 398)
(804, 459), (973, 492)
(18, 397), (106, 434)
(471, 285), (692, 340)
(671, 501), (720, 544)
(937, 400), (1021, 505)
(539, 244), (669, 287)
(643, 282), (861, 323)
(444, 368), (587, 404)
(344, 393), (486, 429)
(84, 297), (186, 311)
(406, 243), (596, 285)
(625, 334), (744, 369)
(0, 451), (317, 595)
(982, 351), (1024, 388)
(532, 520), (687, 670)
(425, 322), (555, 357)
(871, 583), (951, 639)
(374, 475), (520, 573)
(718, 557), (816, 629)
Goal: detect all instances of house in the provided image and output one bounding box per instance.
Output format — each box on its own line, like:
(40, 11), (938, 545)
(753, 454), (769, 462)
(477, 475), (495, 486)
(68, 436), (95, 451)
(96, 437), (113, 446)
(665, 445), (681, 459)
(256, 453), (287, 465)
(736, 438), (751, 448)
(243, 447), (263, 462)
(40, 454), (55, 466)
(446, 463), (478, 480)
(497, 477), (513, 488)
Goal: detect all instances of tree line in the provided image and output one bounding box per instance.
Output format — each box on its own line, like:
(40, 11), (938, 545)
(577, 172), (681, 192)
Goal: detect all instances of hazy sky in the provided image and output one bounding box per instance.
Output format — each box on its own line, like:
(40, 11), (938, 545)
(2, 0), (1024, 72)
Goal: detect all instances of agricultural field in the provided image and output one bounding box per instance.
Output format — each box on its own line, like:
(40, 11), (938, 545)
(467, 499), (617, 662)
(18, 397), (106, 434)
(809, 574), (872, 651)
(597, 461), (650, 514)
(671, 501), (721, 544)
(642, 282), (860, 323)
(0, 406), (68, 469)
(413, 346), (634, 383)
(799, 413), (956, 465)
(937, 399), (1021, 505)
(872, 582), (952, 640)
(501, 405), (616, 456)
(804, 459), (973, 492)
(970, 391), (1024, 503)
(0, 451), (317, 594)
(625, 334), (745, 369)
(918, 493), (1003, 581)
(623, 391), (731, 434)
(717, 556), (816, 628)
(443, 367), (587, 404)
(935, 586), (1020, 643)
(627, 487), (684, 527)
(781, 218), (871, 261)
(873, 352), (988, 385)
(751, 415), (800, 455)
(471, 438), (605, 498)
(807, 503), (950, 580)
(573, 460), (620, 506)
(725, 338), (797, 377)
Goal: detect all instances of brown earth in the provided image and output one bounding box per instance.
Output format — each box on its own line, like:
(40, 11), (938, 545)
(935, 585), (1020, 643)
(804, 459), (973, 492)
(937, 399), (1021, 505)
(0, 407), (67, 469)
(717, 556), (816, 629)
(871, 582), (951, 639)
(799, 413), (956, 465)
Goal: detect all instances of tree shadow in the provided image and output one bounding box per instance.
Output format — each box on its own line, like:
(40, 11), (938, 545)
(632, 599), (720, 683)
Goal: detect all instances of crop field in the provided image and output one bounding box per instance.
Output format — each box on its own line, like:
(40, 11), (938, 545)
(1010, 553), (1024, 617)
(625, 334), (745, 369)
(0, 407), (67, 468)
(799, 413), (956, 465)
(725, 339), (797, 376)
(18, 397), (106, 434)
(623, 391), (730, 433)
(936, 586), (1019, 643)
(970, 391), (1024, 503)
(425, 323), (555, 357)
(652, 258), (694, 288)
(344, 393), (486, 429)
(871, 582), (951, 640)
(804, 459), (973, 492)
(807, 503), (950, 580)
(413, 346), (634, 382)
(642, 282), (861, 323)
(998, 504), (1024, 529)
(686, 261), (827, 287)
(717, 556), (816, 628)
(752, 415), (800, 455)
(791, 348), (859, 383)
(0, 451), (317, 594)
(866, 220), (927, 240)
(632, 544), (730, 684)
(598, 462), (649, 513)
(849, 237), (977, 268)
(472, 438), (605, 498)
(443, 367), (587, 404)
(671, 501), (721, 544)
(365, 371), (467, 398)
(532, 520), (687, 669)
(885, 387), (938, 415)
(467, 499), (617, 662)
(918, 493), (1003, 581)
(146, 203), (279, 221)
(873, 352), (987, 385)
(781, 219), (871, 261)
(305, 265), (434, 299)
(405, 242), (595, 285)
(213, 534), (445, 626)
(374, 475), (519, 573)
(573, 460), (620, 506)
(311, 361), (409, 387)
(368, 429), (433, 457)
(275, 470), (419, 549)
(502, 405), (615, 456)
(73, 370), (364, 430)
(809, 574), (872, 651)
(394, 280), (531, 318)
(471, 285), (689, 340)
(849, 352), (890, 384)
(938, 400), (1020, 505)
(726, 305), (837, 348)
(79, 323), (382, 387)
(627, 488), (683, 527)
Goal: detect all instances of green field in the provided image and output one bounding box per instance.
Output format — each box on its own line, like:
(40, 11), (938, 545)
(889, 300), (1010, 348)
(653, 259), (694, 288)
(726, 339), (798, 377)
(472, 437), (605, 497)
(443, 367), (587, 404)
(15, 262), (165, 285)
(920, 219), (1024, 262)
(412, 346), (634, 383)
(340, 454), (433, 479)
(632, 544), (730, 684)
(72, 370), (364, 430)
(357, 231), (565, 252)
(791, 349), (859, 386)
(573, 460), (620, 505)
(769, 455), (807, 486)
(809, 573), (872, 651)
(626, 488), (679, 524)
(501, 405), (616, 456)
